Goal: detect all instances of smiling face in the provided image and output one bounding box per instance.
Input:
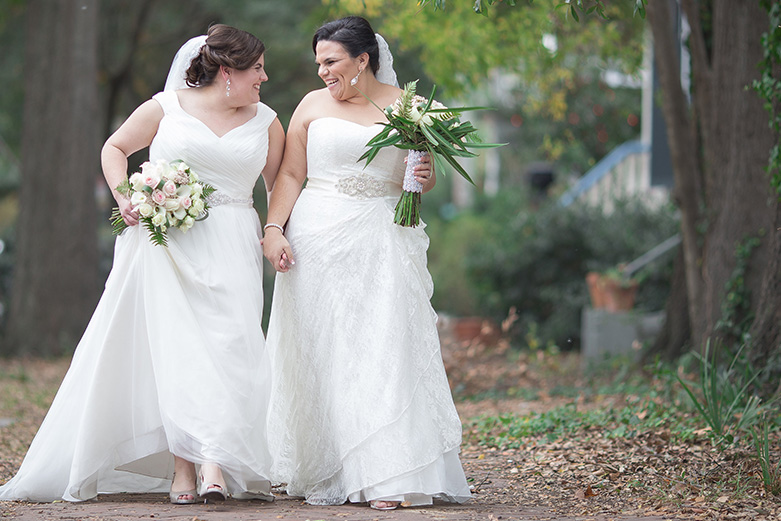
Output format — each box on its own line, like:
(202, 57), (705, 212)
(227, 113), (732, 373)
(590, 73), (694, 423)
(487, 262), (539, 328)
(228, 54), (268, 104)
(315, 40), (365, 101)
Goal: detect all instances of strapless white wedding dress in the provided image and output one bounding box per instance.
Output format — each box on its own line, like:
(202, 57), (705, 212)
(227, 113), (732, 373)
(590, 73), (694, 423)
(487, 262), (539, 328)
(266, 117), (471, 506)
(0, 90), (275, 502)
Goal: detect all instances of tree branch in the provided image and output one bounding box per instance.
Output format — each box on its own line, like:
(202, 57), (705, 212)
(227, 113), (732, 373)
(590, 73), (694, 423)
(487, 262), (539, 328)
(647, 0), (707, 345)
(679, 0), (713, 172)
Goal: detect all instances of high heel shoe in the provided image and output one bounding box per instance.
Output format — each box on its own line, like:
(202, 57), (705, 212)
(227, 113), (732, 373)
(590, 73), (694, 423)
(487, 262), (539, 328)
(169, 488), (197, 505)
(199, 481), (227, 502)
(169, 472), (197, 505)
(199, 465), (228, 503)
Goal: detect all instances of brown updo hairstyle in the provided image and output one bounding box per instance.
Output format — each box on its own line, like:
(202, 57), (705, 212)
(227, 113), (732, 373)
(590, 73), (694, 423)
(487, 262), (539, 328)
(312, 16), (380, 76)
(185, 24), (265, 87)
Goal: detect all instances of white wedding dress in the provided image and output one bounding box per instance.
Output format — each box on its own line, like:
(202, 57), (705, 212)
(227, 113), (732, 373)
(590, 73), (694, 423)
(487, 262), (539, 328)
(0, 90), (276, 502)
(266, 117), (471, 506)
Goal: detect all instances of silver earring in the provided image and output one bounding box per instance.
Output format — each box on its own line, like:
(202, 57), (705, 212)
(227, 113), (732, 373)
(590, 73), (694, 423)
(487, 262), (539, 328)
(350, 68), (363, 86)
(226, 78), (231, 97)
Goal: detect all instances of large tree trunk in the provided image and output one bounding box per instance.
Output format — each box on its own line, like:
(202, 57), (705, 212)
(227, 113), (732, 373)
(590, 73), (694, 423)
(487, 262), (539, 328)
(697, 0), (778, 346)
(3, 0), (100, 356)
(748, 203), (781, 394)
(648, 0), (779, 363)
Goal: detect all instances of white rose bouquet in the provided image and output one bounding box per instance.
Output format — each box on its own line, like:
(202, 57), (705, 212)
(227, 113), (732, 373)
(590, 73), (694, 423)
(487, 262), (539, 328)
(359, 80), (504, 227)
(110, 159), (216, 247)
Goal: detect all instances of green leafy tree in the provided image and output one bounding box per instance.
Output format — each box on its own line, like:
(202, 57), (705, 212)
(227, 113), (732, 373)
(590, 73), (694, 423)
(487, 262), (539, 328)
(322, 0), (647, 211)
(388, 0), (779, 376)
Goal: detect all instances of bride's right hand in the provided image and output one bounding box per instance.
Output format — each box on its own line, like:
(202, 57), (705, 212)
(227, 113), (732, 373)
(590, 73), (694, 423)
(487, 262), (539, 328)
(118, 197), (139, 227)
(263, 229), (295, 272)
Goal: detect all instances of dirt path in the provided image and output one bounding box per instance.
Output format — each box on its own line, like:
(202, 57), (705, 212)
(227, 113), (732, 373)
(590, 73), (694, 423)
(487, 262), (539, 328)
(0, 495), (673, 521)
(1, 451), (679, 521)
(4, 344), (776, 520)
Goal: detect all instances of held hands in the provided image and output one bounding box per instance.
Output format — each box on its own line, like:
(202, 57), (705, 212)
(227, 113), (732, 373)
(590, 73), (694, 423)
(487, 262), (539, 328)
(263, 227), (295, 272)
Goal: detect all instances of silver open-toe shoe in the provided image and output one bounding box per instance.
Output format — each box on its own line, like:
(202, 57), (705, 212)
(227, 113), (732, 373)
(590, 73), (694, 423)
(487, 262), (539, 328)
(169, 488), (197, 504)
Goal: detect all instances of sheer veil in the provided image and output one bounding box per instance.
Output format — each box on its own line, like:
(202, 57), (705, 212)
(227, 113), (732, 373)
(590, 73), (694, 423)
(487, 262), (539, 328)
(375, 33), (398, 87)
(163, 35), (207, 92)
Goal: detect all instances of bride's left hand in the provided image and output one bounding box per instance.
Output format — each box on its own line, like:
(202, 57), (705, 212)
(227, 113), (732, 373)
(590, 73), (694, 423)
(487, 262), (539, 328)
(412, 153), (435, 190)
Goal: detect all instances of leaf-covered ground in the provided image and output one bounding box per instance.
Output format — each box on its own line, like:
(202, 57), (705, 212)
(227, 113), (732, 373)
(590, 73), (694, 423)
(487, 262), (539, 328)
(1, 330), (779, 520)
(444, 328), (781, 521)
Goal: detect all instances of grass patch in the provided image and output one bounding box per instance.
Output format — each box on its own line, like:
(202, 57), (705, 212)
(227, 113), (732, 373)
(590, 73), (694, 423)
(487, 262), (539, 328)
(465, 397), (701, 448)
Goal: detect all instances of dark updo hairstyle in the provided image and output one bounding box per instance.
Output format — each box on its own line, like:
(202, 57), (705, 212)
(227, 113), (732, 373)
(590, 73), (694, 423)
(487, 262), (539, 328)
(185, 24), (265, 87)
(312, 16), (379, 75)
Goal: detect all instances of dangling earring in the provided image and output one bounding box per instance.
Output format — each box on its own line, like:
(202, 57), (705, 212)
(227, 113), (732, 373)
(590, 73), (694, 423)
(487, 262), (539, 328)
(350, 68), (363, 86)
(226, 78), (231, 97)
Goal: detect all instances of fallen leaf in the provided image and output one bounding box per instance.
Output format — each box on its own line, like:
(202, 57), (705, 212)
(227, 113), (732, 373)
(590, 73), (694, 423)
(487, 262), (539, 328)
(575, 484), (598, 499)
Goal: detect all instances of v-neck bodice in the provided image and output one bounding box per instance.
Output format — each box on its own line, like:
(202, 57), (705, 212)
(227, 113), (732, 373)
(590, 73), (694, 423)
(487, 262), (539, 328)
(151, 90), (276, 199)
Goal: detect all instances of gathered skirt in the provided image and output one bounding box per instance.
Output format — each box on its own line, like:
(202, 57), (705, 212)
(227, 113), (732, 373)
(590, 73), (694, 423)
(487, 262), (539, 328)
(0, 205), (273, 502)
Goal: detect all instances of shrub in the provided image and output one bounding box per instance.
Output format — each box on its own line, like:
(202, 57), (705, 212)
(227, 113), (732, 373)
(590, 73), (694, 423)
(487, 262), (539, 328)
(461, 190), (679, 349)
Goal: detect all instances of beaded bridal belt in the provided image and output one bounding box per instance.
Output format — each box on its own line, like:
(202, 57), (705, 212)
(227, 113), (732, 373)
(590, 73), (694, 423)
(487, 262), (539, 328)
(306, 174), (398, 200)
(206, 193), (254, 207)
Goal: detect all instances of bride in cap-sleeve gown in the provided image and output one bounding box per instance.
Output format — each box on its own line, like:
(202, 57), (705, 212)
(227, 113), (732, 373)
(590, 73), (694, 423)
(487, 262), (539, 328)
(0, 26), (282, 503)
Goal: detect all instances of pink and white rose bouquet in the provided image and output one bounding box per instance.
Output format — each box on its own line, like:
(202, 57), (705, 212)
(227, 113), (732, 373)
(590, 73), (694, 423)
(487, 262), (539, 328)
(111, 159), (215, 247)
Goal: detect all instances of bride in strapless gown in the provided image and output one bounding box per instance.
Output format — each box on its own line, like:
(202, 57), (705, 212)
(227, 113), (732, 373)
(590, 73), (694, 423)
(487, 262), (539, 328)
(0, 27), (283, 503)
(263, 17), (470, 509)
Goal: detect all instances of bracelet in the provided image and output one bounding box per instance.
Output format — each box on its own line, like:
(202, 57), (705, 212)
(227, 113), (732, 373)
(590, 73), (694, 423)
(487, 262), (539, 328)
(263, 223), (285, 234)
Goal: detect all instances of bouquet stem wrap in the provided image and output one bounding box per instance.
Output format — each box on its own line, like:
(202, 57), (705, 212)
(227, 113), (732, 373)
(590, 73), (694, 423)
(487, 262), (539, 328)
(395, 149), (426, 227)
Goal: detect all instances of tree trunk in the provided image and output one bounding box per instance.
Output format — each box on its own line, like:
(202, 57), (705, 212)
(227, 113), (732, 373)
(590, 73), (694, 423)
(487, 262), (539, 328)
(698, 0), (778, 347)
(748, 204), (781, 393)
(648, 0), (779, 365)
(3, 0), (100, 356)
(644, 247), (690, 361)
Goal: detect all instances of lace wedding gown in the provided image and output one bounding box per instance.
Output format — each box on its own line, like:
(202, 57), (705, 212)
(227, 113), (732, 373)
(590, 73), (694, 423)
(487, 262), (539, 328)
(0, 90), (276, 502)
(266, 117), (471, 506)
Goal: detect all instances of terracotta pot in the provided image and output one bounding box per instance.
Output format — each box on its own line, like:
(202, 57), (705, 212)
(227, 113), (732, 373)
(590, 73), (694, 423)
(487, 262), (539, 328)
(453, 317), (485, 342)
(586, 272), (607, 309)
(601, 277), (638, 312)
(586, 272), (638, 311)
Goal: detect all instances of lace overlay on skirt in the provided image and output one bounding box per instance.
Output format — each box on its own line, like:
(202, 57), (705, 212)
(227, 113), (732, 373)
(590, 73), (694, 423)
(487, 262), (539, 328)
(266, 117), (470, 507)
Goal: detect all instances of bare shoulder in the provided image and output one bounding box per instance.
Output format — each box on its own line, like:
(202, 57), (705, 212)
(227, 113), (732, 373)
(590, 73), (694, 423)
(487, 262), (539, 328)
(378, 83), (403, 105)
(290, 88), (332, 129)
(297, 89), (331, 114)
